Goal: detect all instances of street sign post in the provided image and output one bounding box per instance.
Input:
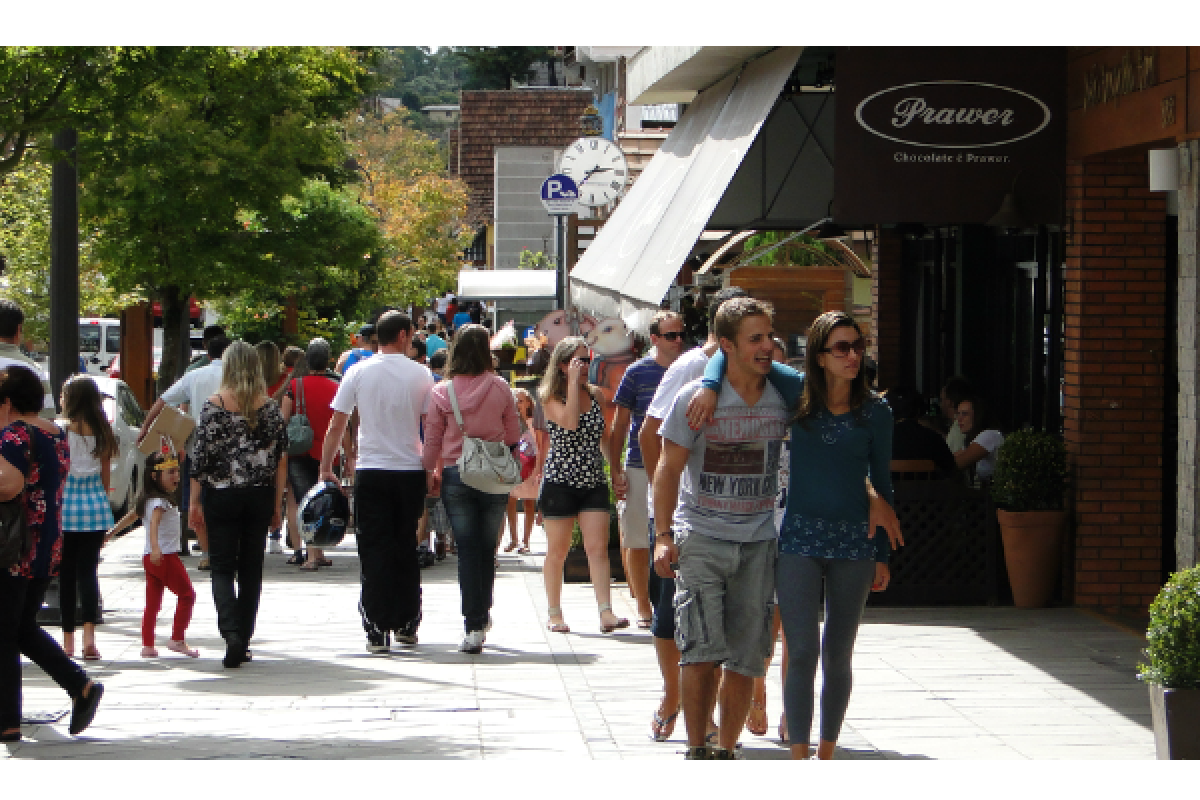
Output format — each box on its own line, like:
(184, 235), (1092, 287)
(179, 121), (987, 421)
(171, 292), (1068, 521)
(540, 174), (578, 311)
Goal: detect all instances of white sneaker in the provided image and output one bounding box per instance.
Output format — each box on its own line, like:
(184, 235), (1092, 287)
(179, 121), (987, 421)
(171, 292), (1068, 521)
(459, 630), (485, 654)
(268, 538), (283, 555)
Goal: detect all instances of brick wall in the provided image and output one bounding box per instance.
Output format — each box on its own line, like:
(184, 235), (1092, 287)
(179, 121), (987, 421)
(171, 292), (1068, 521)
(873, 227), (903, 390)
(457, 89), (594, 228)
(1064, 151), (1168, 613)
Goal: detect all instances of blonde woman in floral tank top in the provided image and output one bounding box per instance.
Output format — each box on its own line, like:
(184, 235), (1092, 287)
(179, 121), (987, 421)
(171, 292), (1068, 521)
(537, 336), (628, 634)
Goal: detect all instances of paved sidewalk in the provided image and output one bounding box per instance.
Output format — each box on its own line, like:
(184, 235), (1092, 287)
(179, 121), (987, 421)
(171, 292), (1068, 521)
(4, 517), (1155, 759)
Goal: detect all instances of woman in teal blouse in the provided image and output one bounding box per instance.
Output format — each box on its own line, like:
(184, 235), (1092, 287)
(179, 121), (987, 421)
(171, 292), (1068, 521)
(696, 310), (896, 760)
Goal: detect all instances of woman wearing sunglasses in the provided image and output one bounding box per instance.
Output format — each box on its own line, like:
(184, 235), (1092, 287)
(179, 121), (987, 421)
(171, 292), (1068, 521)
(538, 336), (629, 634)
(690, 310), (898, 760)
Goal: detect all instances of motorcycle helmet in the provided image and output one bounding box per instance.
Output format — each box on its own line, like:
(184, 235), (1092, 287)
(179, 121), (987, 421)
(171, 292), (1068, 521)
(299, 481), (350, 547)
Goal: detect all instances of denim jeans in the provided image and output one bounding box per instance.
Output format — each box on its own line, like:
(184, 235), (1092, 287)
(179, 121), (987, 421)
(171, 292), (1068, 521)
(440, 467), (510, 633)
(203, 485), (274, 644)
(0, 573), (89, 730)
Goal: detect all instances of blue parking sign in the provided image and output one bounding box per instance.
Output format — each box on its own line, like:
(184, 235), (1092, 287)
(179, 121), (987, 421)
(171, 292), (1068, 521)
(541, 174), (579, 215)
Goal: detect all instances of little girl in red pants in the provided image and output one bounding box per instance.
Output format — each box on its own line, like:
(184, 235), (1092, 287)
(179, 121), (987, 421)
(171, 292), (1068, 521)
(108, 452), (198, 658)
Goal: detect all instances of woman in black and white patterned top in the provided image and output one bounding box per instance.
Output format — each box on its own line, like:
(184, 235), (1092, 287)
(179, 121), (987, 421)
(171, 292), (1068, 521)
(538, 336), (628, 634)
(189, 341), (287, 668)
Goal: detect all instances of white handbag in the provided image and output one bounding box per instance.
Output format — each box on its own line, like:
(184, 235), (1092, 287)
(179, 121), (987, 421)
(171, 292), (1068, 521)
(447, 380), (521, 494)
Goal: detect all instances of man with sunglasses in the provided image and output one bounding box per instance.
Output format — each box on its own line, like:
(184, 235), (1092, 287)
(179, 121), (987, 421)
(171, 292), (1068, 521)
(609, 311), (687, 632)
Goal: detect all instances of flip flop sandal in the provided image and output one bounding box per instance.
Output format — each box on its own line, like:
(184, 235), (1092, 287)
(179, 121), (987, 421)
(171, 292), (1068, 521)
(746, 699), (768, 736)
(651, 708), (680, 742)
(299, 563), (319, 571)
(166, 640), (199, 658)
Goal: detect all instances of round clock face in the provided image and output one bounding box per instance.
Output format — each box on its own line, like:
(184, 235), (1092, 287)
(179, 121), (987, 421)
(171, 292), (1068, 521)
(559, 137), (629, 207)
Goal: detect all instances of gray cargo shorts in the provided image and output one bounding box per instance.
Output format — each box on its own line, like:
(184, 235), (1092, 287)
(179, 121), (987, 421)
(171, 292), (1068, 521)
(673, 530), (777, 677)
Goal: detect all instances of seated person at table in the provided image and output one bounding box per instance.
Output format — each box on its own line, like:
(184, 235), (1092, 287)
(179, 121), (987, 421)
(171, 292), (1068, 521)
(885, 386), (957, 478)
(953, 395), (1004, 486)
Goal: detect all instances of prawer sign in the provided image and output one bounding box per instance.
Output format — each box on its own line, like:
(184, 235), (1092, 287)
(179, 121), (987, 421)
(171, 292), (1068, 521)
(855, 81), (1052, 149)
(540, 174), (579, 215)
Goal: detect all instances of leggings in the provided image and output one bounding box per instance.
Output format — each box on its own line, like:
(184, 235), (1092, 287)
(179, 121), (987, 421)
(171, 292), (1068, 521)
(59, 530), (106, 632)
(776, 554), (876, 747)
(143, 553), (196, 646)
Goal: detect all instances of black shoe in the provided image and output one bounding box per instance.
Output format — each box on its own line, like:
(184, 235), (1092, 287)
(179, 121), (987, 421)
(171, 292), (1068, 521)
(1, 730), (23, 743)
(417, 545), (435, 569)
(69, 682), (104, 735)
(223, 635), (247, 668)
(684, 744), (710, 760)
(366, 629), (390, 654)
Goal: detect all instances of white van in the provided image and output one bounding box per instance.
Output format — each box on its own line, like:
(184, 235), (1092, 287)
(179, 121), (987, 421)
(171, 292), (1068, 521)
(79, 317), (121, 376)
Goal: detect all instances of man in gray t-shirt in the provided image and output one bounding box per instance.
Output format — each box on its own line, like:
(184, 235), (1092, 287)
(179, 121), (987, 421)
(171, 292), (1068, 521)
(651, 297), (788, 760)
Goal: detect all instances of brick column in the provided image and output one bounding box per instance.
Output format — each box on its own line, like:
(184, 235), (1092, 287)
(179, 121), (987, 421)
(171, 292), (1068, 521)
(873, 227), (903, 391)
(1177, 140), (1200, 570)
(1064, 151), (1168, 613)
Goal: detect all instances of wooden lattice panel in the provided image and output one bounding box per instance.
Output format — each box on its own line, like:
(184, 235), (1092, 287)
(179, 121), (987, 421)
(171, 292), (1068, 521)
(869, 479), (1000, 606)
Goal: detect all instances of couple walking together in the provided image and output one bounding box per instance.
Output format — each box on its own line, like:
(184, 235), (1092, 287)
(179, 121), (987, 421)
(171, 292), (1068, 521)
(653, 298), (902, 760)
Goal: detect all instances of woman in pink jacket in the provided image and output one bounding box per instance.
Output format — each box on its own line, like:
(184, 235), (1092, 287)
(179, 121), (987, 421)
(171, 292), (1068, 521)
(423, 324), (522, 655)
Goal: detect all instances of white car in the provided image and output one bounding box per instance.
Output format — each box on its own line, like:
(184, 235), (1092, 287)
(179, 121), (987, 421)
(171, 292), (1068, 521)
(60, 376), (149, 516)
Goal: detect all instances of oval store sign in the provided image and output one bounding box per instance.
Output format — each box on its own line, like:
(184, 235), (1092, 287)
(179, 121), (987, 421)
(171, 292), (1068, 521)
(854, 81), (1052, 149)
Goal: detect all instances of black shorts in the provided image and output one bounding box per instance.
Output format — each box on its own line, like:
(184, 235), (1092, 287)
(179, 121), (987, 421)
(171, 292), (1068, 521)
(538, 481), (610, 520)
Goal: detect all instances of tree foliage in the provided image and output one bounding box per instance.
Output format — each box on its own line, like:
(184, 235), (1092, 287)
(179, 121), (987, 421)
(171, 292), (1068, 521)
(455, 47), (557, 90)
(343, 111), (469, 311)
(76, 46), (375, 387)
(1, 46), (173, 176)
(0, 158), (142, 345)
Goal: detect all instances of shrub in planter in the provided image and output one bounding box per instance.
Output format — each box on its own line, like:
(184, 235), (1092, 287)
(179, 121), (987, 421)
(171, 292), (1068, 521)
(990, 429), (1068, 608)
(1139, 565), (1200, 759)
(991, 430), (1067, 512)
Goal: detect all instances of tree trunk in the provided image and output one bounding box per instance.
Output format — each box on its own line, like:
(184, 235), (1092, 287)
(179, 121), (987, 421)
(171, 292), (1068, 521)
(157, 286), (187, 394)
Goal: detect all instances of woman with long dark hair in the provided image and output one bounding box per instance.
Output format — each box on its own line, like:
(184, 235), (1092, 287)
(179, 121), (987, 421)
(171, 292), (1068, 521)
(0, 366), (103, 741)
(695, 310), (898, 760)
(58, 375), (119, 661)
(952, 395), (1004, 486)
(537, 336), (628, 634)
(422, 324), (521, 654)
(188, 341), (287, 668)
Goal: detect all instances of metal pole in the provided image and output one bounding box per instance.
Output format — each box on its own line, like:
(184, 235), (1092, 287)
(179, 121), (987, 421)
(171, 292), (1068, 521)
(49, 128), (79, 408)
(556, 214), (567, 311)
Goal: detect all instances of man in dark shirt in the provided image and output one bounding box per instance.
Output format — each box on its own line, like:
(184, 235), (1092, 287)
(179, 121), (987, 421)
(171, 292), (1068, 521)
(885, 387), (957, 476)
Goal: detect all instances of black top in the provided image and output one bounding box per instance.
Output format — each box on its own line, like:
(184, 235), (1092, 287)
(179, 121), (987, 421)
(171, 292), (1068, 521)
(891, 419), (957, 475)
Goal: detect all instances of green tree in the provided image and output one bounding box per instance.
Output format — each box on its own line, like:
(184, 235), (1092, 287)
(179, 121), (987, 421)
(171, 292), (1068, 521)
(210, 179), (385, 351)
(1, 47), (174, 176)
(456, 47), (556, 90)
(78, 46), (375, 389)
(0, 158), (141, 345)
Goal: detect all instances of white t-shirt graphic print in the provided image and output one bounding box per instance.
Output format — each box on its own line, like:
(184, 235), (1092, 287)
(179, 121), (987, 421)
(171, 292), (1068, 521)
(660, 378), (789, 544)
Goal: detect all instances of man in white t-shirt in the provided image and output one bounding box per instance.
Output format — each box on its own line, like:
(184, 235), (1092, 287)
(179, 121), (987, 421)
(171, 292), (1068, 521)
(320, 311), (433, 653)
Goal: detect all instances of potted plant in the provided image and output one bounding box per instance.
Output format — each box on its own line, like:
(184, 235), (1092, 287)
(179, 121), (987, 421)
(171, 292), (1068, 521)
(990, 429), (1068, 608)
(1139, 566), (1200, 759)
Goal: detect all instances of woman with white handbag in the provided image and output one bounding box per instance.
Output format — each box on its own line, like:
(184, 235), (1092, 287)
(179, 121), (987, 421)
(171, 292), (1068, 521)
(422, 325), (522, 655)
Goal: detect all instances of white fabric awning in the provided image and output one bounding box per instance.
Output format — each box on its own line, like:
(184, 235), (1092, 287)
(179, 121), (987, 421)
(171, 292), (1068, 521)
(457, 269), (557, 301)
(570, 47), (803, 331)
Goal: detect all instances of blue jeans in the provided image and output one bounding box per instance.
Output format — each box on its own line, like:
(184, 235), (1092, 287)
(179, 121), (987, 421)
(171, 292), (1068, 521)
(441, 467), (510, 633)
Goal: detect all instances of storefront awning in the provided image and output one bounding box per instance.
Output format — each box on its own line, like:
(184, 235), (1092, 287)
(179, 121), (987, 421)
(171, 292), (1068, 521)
(570, 47), (804, 330)
(457, 269), (557, 301)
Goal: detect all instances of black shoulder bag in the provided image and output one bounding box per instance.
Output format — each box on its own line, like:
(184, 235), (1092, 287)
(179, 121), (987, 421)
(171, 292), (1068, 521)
(0, 421), (35, 570)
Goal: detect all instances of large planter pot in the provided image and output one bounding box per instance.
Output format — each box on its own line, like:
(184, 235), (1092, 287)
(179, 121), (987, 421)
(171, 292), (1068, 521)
(996, 509), (1066, 609)
(1148, 684), (1200, 759)
(563, 546), (626, 584)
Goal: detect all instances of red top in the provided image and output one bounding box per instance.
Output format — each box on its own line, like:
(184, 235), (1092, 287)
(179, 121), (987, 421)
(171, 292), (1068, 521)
(286, 374), (340, 462)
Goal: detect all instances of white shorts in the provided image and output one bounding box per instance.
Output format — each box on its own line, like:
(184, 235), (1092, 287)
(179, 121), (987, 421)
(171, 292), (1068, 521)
(617, 466), (650, 550)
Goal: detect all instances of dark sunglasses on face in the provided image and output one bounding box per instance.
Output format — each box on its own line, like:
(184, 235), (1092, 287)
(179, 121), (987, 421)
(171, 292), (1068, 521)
(656, 331), (684, 341)
(821, 338), (867, 358)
